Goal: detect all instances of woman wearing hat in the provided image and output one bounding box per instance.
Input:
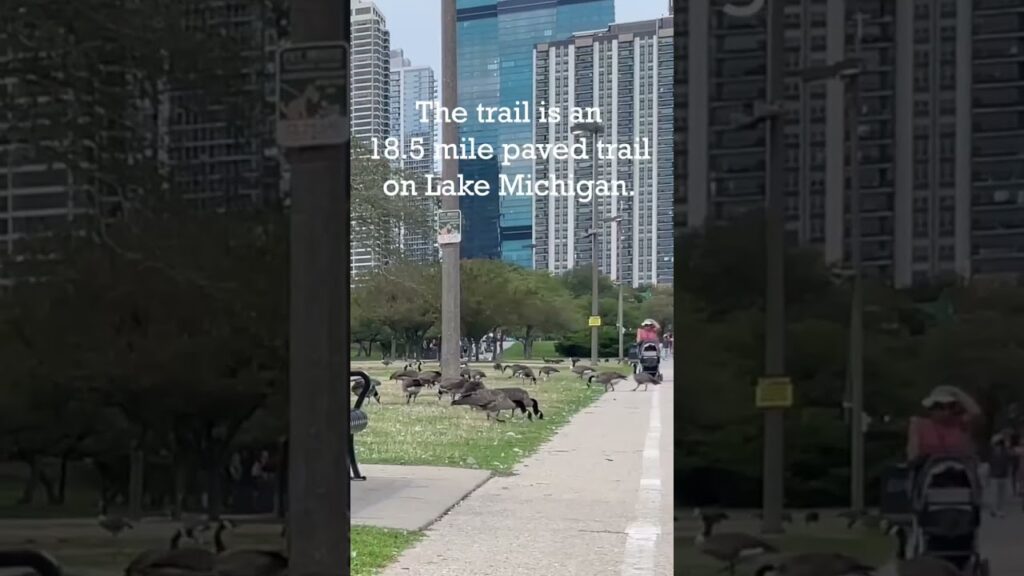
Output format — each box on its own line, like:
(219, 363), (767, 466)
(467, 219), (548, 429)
(906, 386), (981, 461)
(636, 319), (660, 344)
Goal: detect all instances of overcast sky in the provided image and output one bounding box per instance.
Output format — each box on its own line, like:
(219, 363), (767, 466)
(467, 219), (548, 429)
(375, 0), (671, 77)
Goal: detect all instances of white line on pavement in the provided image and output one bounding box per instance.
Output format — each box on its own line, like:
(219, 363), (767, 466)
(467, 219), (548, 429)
(620, 389), (663, 576)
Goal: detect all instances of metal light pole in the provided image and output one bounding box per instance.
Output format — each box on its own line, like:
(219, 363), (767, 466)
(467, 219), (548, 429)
(285, 0), (349, 572)
(440, 0), (462, 378)
(799, 13), (866, 514)
(847, 13), (866, 515)
(722, 0), (786, 533)
(760, 0), (787, 535)
(602, 215), (625, 361)
(573, 121), (604, 366)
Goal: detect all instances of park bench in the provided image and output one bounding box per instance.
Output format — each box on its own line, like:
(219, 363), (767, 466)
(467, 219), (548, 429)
(349, 370), (371, 481)
(0, 550), (64, 576)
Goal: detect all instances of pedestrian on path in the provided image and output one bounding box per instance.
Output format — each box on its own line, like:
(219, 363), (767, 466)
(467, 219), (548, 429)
(906, 386), (981, 462)
(988, 432), (1014, 517)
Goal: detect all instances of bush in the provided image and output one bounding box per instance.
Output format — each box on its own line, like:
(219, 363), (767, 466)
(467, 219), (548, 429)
(553, 329), (623, 358)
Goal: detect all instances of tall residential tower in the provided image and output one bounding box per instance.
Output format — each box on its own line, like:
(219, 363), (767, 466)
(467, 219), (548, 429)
(676, 0), (1024, 286)
(456, 0), (615, 265)
(390, 49), (439, 264)
(534, 17), (675, 286)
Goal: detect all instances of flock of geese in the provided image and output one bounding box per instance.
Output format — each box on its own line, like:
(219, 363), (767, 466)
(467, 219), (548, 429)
(357, 357), (663, 413)
(691, 509), (965, 576)
(97, 515), (286, 576)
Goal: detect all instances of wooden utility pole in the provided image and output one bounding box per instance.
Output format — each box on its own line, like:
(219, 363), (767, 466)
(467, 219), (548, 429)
(285, 0), (350, 574)
(440, 0), (462, 378)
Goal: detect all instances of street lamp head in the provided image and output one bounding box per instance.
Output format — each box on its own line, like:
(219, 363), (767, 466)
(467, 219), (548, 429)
(603, 215), (623, 224)
(571, 121), (604, 135)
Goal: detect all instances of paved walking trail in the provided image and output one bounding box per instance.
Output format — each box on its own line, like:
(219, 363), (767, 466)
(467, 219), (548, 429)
(980, 493), (1024, 574)
(381, 362), (674, 576)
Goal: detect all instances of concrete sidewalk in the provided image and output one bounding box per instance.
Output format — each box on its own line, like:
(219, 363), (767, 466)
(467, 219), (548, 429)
(980, 494), (1024, 575)
(353, 465), (492, 531)
(380, 363), (674, 576)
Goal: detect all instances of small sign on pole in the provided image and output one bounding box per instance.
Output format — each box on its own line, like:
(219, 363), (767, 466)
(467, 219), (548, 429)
(437, 210), (462, 244)
(588, 316), (602, 327)
(276, 42), (350, 148)
(756, 376), (793, 408)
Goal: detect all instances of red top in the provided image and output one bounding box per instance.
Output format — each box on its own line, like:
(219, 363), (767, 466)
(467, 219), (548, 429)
(909, 416), (974, 459)
(636, 327), (659, 343)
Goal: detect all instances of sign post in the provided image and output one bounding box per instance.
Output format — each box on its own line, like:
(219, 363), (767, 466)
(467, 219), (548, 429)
(588, 315), (602, 327)
(277, 42), (351, 149)
(755, 377), (793, 409)
(437, 209), (462, 245)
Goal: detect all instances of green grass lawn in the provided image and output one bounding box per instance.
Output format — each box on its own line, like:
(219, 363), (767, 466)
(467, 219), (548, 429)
(676, 512), (895, 575)
(499, 340), (558, 360)
(351, 526), (421, 576)
(0, 521), (415, 576)
(355, 365), (605, 473)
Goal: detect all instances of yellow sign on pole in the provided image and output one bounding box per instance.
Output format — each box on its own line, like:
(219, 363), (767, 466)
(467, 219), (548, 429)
(756, 377), (793, 408)
(588, 315), (602, 327)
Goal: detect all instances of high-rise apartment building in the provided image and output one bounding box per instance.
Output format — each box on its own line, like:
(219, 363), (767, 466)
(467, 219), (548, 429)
(168, 1), (280, 210)
(677, 0), (1024, 287)
(533, 18), (675, 287)
(0, 0), (279, 255)
(352, 0), (391, 144)
(350, 0), (392, 279)
(456, 0), (615, 266)
(390, 49), (438, 264)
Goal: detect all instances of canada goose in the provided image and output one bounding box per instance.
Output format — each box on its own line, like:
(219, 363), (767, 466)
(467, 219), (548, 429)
(124, 530), (185, 576)
(570, 357), (580, 367)
(541, 357), (564, 364)
(417, 371), (440, 388)
(469, 369), (487, 381)
(98, 514), (133, 536)
(571, 364), (595, 379)
(503, 363), (527, 375)
(437, 376), (468, 400)
(753, 511), (794, 523)
(451, 389), (518, 422)
(491, 387), (544, 420)
(390, 368), (418, 381)
(754, 553), (874, 575)
(632, 372), (663, 391)
(458, 379), (485, 397)
(399, 377), (424, 403)
(403, 360), (423, 372)
(460, 367), (473, 379)
(514, 366), (538, 384)
(180, 516), (212, 544)
(213, 523), (288, 576)
(588, 371), (628, 391)
(877, 524), (961, 576)
(351, 378), (381, 405)
(126, 527), (224, 575)
(538, 366), (560, 379)
(381, 358), (393, 367)
(693, 508), (729, 527)
(695, 513), (777, 575)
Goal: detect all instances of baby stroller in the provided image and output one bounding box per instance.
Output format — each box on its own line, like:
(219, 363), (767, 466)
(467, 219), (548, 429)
(636, 341), (661, 378)
(904, 456), (989, 575)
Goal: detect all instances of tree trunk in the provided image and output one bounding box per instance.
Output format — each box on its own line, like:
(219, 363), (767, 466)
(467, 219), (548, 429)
(56, 452), (72, 505)
(39, 468), (58, 505)
(205, 463), (223, 520)
(18, 456), (40, 505)
(171, 457), (187, 520)
(128, 448), (145, 520)
(390, 337), (397, 359)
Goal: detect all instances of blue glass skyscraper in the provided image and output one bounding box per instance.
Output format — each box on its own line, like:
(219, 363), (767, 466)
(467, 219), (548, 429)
(456, 0), (615, 265)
